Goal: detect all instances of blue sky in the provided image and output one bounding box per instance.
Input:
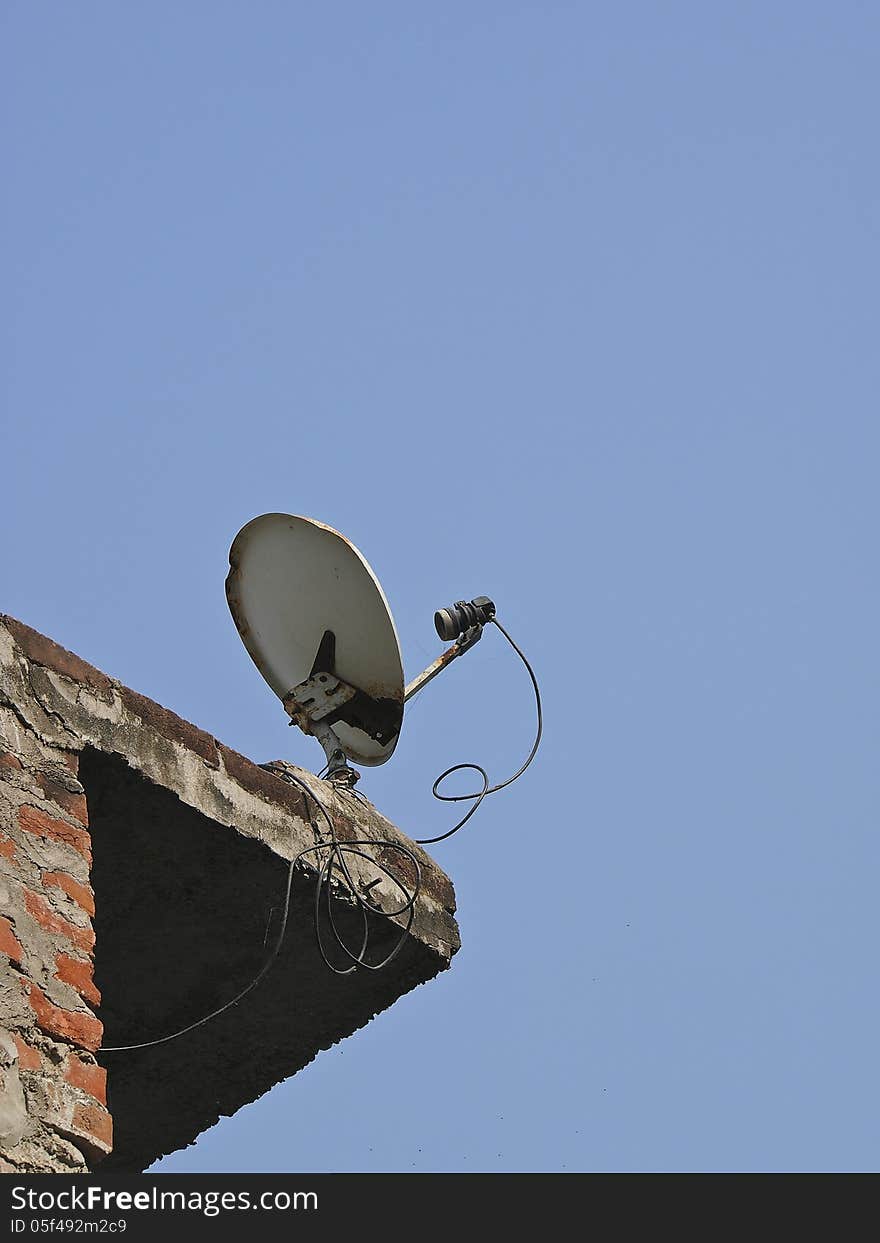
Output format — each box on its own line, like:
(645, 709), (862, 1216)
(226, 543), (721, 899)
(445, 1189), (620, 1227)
(3, 3), (879, 1172)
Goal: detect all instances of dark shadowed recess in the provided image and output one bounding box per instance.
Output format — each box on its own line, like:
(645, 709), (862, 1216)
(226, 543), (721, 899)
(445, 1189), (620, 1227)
(80, 749), (443, 1173)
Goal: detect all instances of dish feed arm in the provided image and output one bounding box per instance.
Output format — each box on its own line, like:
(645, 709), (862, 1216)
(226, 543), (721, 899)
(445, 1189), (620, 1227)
(403, 597), (495, 702)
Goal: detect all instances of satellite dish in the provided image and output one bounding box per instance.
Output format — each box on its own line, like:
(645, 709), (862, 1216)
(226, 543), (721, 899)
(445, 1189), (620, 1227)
(226, 513), (405, 767)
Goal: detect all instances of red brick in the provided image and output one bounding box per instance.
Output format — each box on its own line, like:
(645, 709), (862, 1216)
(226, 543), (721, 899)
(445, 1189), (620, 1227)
(1, 617), (114, 695)
(220, 744), (310, 816)
(120, 686), (219, 766)
(22, 979), (102, 1052)
(42, 871), (95, 918)
(0, 916), (24, 964)
(64, 1057), (106, 1106)
(18, 805), (91, 864)
(55, 953), (101, 1007)
(63, 752), (81, 773)
(0, 751), (22, 770)
(13, 1035), (41, 1071)
(23, 888), (94, 954)
(0, 833), (16, 861)
(378, 844), (418, 891)
(70, 1101), (112, 1158)
(33, 774), (88, 825)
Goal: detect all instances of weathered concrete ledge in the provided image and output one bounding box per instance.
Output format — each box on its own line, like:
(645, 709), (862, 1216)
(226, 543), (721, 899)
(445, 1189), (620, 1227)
(0, 615), (459, 1172)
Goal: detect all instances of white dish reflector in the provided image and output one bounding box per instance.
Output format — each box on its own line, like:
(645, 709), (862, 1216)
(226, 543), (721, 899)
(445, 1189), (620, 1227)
(226, 513), (404, 766)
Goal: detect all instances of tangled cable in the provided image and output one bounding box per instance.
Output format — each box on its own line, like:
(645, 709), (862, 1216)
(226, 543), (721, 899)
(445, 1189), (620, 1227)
(415, 617), (542, 845)
(100, 771), (421, 1052)
(100, 616), (539, 1053)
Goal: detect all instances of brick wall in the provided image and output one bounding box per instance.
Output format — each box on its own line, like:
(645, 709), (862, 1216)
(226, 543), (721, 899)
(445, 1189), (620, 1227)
(0, 727), (111, 1172)
(0, 615), (458, 1173)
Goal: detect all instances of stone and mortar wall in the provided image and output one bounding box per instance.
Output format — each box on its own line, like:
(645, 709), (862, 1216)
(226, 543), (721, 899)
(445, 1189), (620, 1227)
(0, 614), (459, 1173)
(0, 724), (110, 1172)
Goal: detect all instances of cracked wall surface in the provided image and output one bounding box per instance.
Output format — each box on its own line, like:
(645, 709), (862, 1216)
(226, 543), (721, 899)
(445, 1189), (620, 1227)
(0, 615), (459, 1172)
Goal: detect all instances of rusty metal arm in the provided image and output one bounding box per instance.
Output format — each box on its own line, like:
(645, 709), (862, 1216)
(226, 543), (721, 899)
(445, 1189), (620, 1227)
(404, 626), (483, 703)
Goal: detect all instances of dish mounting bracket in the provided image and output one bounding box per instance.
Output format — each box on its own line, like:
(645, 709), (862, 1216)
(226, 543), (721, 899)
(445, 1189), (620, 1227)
(282, 630), (361, 781)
